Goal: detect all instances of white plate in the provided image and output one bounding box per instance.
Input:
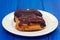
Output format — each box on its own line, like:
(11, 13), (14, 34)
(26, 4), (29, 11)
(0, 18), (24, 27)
(2, 10), (58, 37)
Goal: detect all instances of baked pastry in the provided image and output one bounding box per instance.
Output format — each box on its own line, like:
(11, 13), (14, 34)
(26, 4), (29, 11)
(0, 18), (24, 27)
(14, 9), (46, 31)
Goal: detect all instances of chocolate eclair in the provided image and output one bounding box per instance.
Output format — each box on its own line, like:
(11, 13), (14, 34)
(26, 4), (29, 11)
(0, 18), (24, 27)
(14, 9), (46, 31)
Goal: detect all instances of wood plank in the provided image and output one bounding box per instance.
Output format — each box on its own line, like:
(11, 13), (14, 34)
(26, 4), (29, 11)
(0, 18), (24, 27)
(0, 0), (17, 40)
(16, 0), (43, 9)
(14, 0), (48, 40)
(43, 0), (60, 40)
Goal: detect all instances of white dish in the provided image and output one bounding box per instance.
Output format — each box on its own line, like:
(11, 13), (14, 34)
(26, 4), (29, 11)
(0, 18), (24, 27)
(2, 10), (58, 37)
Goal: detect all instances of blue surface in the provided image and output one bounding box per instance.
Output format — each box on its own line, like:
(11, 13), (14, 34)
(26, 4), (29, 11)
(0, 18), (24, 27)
(0, 0), (60, 40)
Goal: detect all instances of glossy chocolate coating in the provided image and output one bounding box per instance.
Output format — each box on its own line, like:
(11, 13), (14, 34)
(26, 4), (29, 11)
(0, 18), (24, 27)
(14, 9), (42, 17)
(14, 9), (46, 27)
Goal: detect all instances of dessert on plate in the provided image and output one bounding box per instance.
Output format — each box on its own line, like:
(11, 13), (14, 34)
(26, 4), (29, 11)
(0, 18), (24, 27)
(14, 9), (46, 31)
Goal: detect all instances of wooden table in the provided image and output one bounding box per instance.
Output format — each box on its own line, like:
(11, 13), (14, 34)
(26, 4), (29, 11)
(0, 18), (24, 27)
(0, 0), (60, 40)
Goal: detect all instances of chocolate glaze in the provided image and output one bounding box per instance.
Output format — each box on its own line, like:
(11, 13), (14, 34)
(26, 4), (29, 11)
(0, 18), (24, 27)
(14, 9), (46, 27)
(14, 9), (42, 17)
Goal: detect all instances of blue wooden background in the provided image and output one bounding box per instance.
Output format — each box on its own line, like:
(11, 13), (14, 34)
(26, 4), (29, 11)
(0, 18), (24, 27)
(0, 0), (60, 40)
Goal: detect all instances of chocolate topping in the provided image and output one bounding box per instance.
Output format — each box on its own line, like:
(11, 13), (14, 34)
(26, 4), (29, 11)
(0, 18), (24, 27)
(14, 9), (46, 27)
(14, 9), (42, 17)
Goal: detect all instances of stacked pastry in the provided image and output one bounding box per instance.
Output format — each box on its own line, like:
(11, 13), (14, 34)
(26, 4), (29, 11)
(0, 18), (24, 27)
(14, 9), (46, 31)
